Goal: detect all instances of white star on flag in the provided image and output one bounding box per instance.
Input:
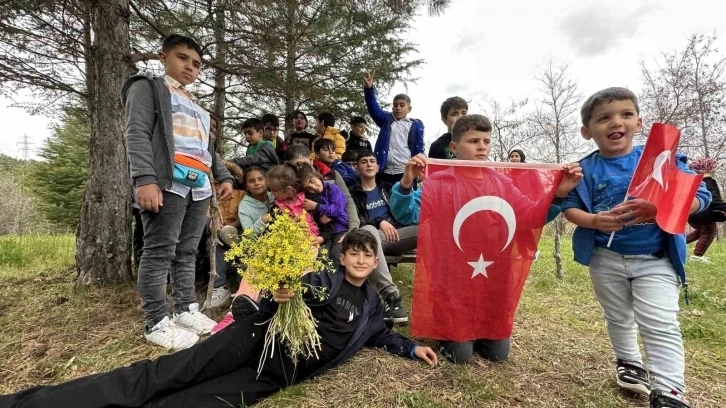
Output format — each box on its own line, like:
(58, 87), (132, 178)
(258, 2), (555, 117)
(468, 253), (493, 279)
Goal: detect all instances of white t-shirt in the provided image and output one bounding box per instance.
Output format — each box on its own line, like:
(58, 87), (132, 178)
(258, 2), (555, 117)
(385, 118), (412, 175)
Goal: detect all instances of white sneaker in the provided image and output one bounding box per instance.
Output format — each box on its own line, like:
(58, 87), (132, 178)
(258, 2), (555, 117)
(173, 303), (217, 335)
(690, 255), (712, 264)
(209, 286), (231, 309)
(144, 316), (199, 351)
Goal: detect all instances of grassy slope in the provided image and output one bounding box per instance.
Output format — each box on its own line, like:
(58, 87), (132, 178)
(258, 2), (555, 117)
(0, 235), (723, 407)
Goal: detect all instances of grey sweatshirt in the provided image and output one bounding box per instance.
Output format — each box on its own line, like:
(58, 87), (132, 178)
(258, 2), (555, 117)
(121, 75), (233, 189)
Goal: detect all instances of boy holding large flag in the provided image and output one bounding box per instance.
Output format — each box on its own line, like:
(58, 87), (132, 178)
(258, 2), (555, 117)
(562, 88), (711, 408)
(389, 114), (582, 364)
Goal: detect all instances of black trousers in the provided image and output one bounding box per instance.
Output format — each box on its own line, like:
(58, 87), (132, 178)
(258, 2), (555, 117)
(1, 315), (299, 408)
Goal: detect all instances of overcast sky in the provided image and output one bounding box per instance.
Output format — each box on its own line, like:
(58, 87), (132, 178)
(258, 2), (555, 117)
(1, 0), (724, 160)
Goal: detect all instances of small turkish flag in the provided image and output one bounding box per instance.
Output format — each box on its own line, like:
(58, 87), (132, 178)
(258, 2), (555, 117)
(411, 159), (563, 341)
(627, 123), (703, 234)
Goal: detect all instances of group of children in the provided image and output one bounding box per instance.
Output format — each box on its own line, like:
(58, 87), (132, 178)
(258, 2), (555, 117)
(2, 33), (716, 408)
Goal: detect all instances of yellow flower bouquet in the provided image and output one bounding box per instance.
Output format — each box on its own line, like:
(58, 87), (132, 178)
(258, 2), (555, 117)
(224, 209), (333, 372)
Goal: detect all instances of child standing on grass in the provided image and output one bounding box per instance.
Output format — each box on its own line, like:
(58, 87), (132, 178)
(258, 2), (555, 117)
(562, 87), (711, 408)
(363, 70), (424, 184)
(121, 34), (234, 350)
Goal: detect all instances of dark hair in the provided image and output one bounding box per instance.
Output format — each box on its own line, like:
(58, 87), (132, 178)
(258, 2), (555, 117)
(509, 149), (526, 163)
(290, 110), (308, 126)
(242, 118), (263, 131)
(440, 96), (468, 119)
(580, 87), (639, 126)
(243, 165), (266, 185)
(350, 116), (367, 126)
(452, 114), (492, 143)
(393, 94), (411, 104)
(295, 162), (323, 183)
(355, 150), (376, 164)
(317, 112), (336, 128)
(313, 137), (336, 153)
(285, 144), (312, 161)
(342, 229), (379, 255)
(260, 113), (279, 128)
(162, 34), (203, 60)
(341, 150), (359, 163)
(208, 111), (219, 123)
(266, 163), (302, 194)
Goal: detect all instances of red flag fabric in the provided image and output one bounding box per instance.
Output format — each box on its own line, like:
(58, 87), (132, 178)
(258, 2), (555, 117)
(411, 160), (564, 341)
(627, 123), (703, 234)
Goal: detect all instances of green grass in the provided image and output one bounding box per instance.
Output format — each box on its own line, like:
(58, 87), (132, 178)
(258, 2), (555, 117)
(0, 234), (724, 407)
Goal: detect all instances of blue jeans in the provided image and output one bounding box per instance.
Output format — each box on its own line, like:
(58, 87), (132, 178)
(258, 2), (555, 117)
(138, 191), (210, 328)
(589, 247), (685, 394)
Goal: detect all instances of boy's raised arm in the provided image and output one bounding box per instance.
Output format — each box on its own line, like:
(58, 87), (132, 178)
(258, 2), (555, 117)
(362, 70), (388, 127)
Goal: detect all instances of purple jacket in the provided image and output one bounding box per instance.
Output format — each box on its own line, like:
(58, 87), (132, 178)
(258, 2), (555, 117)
(315, 181), (349, 234)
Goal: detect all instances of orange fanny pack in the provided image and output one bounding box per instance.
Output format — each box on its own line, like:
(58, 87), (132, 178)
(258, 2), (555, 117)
(174, 154), (211, 174)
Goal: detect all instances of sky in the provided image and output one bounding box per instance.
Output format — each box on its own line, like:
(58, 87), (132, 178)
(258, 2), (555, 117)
(2, 0), (725, 160)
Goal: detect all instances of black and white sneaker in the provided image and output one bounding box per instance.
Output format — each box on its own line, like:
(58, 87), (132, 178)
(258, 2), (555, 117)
(616, 359), (650, 396)
(650, 390), (691, 408)
(231, 294), (259, 321)
(383, 292), (409, 324)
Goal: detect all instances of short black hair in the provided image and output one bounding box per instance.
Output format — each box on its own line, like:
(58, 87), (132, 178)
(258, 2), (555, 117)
(260, 113), (279, 128)
(350, 116), (367, 126)
(452, 114), (492, 143)
(162, 34), (203, 60)
(393, 94), (411, 104)
(341, 150), (359, 163)
(317, 112), (336, 128)
(440, 96), (468, 119)
(242, 118), (263, 131)
(313, 137), (336, 153)
(342, 229), (378, 255)
(355, 150), (376, 164)
(285, 144), (311, 161)
(581, 87), (639, 126)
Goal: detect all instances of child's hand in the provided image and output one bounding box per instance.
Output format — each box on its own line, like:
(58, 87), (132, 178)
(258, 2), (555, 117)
(319, 215), (331, 224)
(217, 182), (233, 201)
(592, 211), (623, 232)
(414, 346), (438, 367)
(379, 221), (399, 242)
(555, 163), (583, 197)
(272, 287), (294, 303)
(303, 199), (318, 211)
(611, 199), (657, 226)
(363, 70), (375, 89)
(401, 154), (427, 189)
(137, 184), (163, 213)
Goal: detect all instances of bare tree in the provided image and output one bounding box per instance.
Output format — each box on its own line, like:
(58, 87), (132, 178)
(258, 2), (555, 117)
(640, 33), (726, 161)
(481, 97), (532, 162)
(527, 60), (586, 279)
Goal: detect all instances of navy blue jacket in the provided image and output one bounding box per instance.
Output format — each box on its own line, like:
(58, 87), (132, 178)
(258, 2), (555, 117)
(364, 87), (425, 173)
(259, 266), (418, 382)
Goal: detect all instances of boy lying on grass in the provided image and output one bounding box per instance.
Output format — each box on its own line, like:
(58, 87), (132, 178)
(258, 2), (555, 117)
(1, 229), (437, 408)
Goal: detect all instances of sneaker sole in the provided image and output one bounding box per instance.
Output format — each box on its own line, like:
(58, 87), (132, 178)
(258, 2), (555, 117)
(617, 378), (650, 396)
(209, 294), (232, 309)
(391, 316), (409, 323)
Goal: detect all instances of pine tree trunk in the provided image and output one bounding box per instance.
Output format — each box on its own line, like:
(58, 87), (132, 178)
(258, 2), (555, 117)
(554, 215), (564, 279)
(76, 0), (132, 285)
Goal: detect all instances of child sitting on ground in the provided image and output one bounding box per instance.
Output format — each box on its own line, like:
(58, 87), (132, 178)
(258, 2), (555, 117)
(297, 163), (349, 253)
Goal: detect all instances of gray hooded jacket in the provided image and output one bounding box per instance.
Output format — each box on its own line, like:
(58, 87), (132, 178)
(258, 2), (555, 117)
(121, 75), (232, 189)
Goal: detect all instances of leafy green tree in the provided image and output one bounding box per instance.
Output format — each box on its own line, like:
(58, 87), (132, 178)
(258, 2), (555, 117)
(24, 105), (89, 230)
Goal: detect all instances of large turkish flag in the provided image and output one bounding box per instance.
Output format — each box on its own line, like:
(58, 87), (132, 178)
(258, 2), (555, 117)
(411, 159), (563, 341)
(627, 123), (703, 234)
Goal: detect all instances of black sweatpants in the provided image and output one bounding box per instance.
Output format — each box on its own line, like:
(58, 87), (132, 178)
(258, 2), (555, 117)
(1, 315), (299, 408)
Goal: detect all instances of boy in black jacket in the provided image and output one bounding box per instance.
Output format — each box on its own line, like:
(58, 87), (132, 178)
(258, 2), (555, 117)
(1, 230), (437, 408)
(428, 96), (468, 160)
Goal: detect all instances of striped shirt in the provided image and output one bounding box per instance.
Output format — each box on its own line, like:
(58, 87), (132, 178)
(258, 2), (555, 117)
(164, 75), (213, 201)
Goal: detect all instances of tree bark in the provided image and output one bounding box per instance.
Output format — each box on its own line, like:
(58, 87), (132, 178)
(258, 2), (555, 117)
(76, 0), (132, 285)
